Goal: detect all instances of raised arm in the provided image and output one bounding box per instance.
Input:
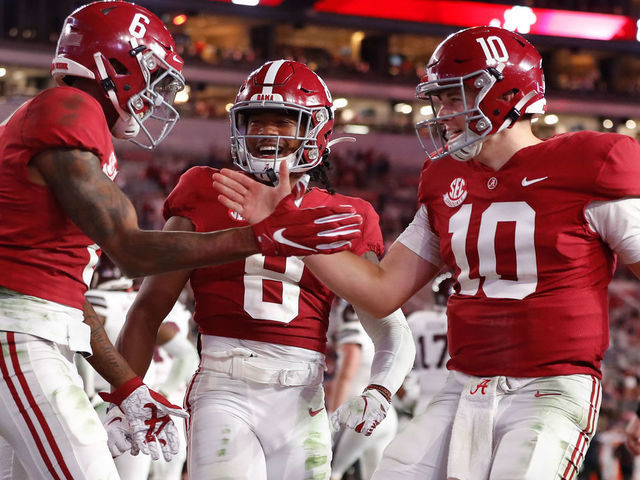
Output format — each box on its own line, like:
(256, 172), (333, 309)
(32, 148), (257, 277)
(31, 148), (359, 277)
(213, 163), (440, 316)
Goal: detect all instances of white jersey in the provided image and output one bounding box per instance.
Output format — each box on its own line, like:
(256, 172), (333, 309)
(406, 307), (449, 415)
(329, 298), (375, 397)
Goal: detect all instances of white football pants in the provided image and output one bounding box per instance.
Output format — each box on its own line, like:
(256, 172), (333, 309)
(0, 332), (118, 480)
(185, 346), (332, 479)
(372, 371), (601, 480)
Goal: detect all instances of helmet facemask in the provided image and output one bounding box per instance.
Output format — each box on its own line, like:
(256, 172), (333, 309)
(230, 102), (329, 184)
(51, 2), (186, 150)
(415, 69), (499, 162)
(120, 41), (185, 149)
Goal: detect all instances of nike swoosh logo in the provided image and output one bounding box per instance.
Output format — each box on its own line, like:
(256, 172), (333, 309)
(534, 390), (562, 397)
(273, 228), (314, 252)
(521, 176), (548, 187)
(308, 407), (324, 417)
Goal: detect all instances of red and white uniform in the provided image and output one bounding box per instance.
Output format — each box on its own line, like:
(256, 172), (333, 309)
(163, 166), (383, 352)
(374, 132), (640, 480)
(165, 166), (383, 480)
(0, 87), (116, 310)
(418, 131), (640, 379)
(0, 87), (119, 479)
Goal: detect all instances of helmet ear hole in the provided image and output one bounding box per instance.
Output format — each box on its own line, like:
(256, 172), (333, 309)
(109, 58), (129, 75)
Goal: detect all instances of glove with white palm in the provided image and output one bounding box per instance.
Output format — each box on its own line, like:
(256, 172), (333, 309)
(99, 376), (188, 462)
(331, 385), (391, 436)
(103, 406), (133, 458)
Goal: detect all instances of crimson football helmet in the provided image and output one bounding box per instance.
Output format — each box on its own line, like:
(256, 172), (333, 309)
(51, 1), (185, 149)
(415, 26), (546, 161)
(230, 60), (336, 183)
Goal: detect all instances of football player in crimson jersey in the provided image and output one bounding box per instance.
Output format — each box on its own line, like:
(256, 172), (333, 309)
(0, 3), (361, 479)
(117, 60), (415, 480)
(214, 26), (640, 479)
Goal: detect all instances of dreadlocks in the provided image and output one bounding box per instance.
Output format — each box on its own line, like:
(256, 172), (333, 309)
(308, 148), (335, 194)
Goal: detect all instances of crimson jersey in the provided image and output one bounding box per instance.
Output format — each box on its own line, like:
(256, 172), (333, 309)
(418, 131), (640, 379)
(0, 87), (117, 309)
(164, 166), (383, 353)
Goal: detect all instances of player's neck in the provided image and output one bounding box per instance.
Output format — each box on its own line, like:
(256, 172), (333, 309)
(474, 123), (542, 171)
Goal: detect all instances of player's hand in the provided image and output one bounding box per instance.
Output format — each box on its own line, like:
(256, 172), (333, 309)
(331, 387), (390, 436)
(99, 376), (189, 462)
(103, 406), (133, 458)
(213, 161), (295, 224)
(252, 194), (362, 256)
(625, 413), (640, 454)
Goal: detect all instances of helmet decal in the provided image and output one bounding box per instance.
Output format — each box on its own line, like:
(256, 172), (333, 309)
(251, 59), (286, 102)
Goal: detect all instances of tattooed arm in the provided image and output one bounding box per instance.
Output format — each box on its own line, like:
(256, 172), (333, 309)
(82, 299), (137, 388)
(30, 148), (258, 277)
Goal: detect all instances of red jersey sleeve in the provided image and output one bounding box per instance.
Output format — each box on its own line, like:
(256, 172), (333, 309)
(163, 166), (220, 231)
(351, 197), (384, 258)
(20, 87), (113, 162)
(594, 134), (640, 198)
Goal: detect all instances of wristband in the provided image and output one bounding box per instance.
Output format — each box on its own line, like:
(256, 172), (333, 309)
(98, 376), (143, 405)
(364, 384), (392, 403)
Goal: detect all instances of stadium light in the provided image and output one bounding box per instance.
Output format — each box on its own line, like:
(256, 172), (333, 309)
(172, 14), (187, 26)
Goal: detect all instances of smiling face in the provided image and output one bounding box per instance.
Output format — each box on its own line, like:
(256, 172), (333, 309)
(432, 87), (476, 144)
(244, 109), (304, 159)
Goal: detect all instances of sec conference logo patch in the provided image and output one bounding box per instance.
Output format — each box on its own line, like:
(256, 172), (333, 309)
(443, 177), (468, 207)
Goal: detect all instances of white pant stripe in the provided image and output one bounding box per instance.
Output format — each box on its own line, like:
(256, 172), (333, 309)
(0, 332), (72, 479)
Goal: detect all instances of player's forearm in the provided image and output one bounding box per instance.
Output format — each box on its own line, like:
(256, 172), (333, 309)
(82, 300), (137, 388)
(105, 226), (258, 278)
(116, 307), (165, 378)
(304, 253), (397, 317)
(355, 307), (416, 395)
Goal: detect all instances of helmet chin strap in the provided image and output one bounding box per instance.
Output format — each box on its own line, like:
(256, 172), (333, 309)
(451, 141), (482, 161)
(249, 151), (298, 184)
(92, 52), (140, 139)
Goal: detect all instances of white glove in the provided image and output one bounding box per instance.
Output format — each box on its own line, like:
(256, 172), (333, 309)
(103, 406), (132, 458)
(99, 376), (189, 462)
(331, 386), (390, 436)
